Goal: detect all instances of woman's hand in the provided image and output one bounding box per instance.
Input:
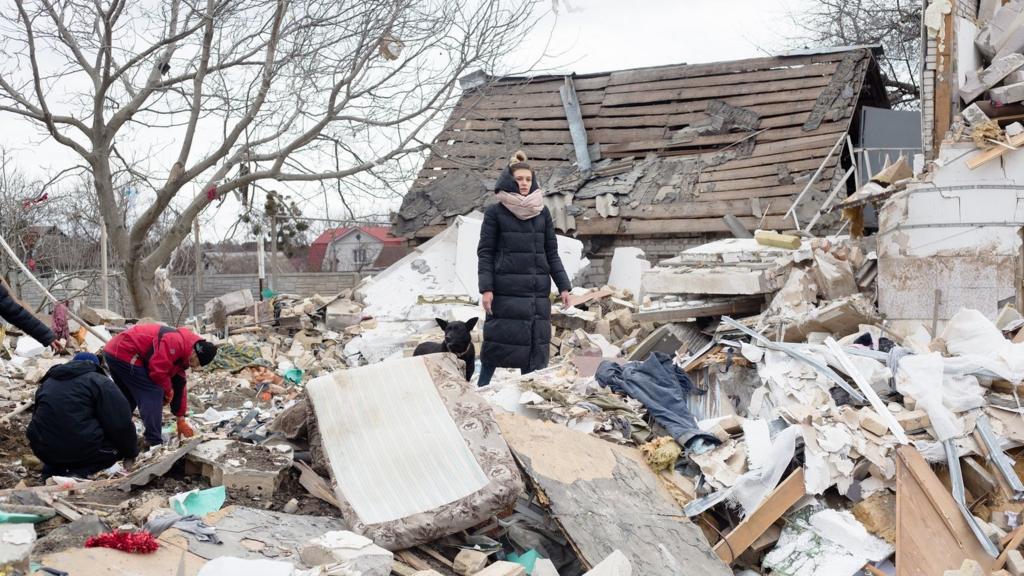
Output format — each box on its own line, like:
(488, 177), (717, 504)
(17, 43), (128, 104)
(482, 291), (494, 314)
(49, 339), (65, 354)
(560, 291), (571, 309)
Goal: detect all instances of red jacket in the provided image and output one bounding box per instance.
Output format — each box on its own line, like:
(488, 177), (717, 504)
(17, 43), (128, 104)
(105, 324), (201, 417)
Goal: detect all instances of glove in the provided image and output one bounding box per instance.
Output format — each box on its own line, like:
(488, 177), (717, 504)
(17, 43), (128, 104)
(176, 417), (194, 438)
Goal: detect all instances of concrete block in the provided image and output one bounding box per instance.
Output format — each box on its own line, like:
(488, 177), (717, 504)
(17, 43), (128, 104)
(893, 409), (930, 431)
(961, 103), (990, 126)
(0, 524), (34, 572)
(299, 530), (393, 575)
(131, 495), (169, 524)
(583, 550), (632, 575)
(185, 439), (292, 498)
(325, 299), (363, 331)
(473, 562), (526, 576)
(412, 572), (445, 576)
(979, 0), (1001, 25)
(959, 53), (1024, 102)
(1007, 550), (1024, 576)
(453, 549), (489, 575)
(533, 559), (560, 576)
(78, 306), (125, 326)
(859, 409), (889, 437)
(992, 81), (1024, 105)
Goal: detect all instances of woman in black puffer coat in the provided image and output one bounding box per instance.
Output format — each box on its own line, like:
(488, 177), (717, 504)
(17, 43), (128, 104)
(477, 151), (572, 387)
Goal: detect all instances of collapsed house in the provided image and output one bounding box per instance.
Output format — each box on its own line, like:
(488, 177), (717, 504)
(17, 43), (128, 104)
(395, 47), (890, 284)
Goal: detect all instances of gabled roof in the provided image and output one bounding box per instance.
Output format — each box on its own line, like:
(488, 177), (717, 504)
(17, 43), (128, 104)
(395, 48), (888, 238)
(307, 226), (403, 272)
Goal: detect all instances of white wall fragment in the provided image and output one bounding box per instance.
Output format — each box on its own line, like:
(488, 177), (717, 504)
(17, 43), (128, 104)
(764, 508), (894, 576)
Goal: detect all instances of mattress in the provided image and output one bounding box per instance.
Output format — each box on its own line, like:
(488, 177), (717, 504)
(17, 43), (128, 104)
(305, 353), (522, 550)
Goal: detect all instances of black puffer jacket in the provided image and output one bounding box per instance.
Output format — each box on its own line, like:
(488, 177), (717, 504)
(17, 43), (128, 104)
(0, 283), (54, 345)
(27, 361), (138, 470)
(478, 202), (571, 371)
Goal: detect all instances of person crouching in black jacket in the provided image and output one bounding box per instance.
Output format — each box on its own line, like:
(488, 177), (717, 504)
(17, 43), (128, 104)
(27, 352), (138, 478)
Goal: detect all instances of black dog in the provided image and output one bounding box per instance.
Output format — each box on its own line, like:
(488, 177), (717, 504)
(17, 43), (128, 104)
(413, 318), (478, 381)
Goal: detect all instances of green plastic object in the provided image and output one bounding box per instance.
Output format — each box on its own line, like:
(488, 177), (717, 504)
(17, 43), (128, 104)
(170, 485), (226, 517)
(507, 549), (540, 574)
(283, 368), (303, 385)
(0, 512), (47, 524)
(262, 288), (275, 300)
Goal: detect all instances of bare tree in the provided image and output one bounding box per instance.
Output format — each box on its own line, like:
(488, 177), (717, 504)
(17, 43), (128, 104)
(791, 0), (921, 108)
(0, 0), (542, 316)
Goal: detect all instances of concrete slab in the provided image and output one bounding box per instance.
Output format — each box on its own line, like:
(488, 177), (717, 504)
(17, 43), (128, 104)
(185, 440), (292, 498)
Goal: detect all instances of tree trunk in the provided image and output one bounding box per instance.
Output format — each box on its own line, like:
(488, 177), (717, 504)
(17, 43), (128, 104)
(123, 258), (161, 319)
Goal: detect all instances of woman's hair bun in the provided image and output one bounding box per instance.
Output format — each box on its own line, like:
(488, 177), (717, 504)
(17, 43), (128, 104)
(510, 150), (528, 165)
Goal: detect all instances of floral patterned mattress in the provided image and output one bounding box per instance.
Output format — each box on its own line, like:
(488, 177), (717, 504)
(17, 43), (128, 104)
(305, 353), (523, 550)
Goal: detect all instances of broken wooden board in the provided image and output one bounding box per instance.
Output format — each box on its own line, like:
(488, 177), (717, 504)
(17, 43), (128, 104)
(713, 468), (805, 563)
(967, 131), (1024, 169)
(896, 446), (995, 575)
(40, 533), (206, 575)
(495, 413), (730, 576)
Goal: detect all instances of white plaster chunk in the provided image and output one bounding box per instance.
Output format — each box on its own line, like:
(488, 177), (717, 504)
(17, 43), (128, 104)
(299, 531), (394, 575)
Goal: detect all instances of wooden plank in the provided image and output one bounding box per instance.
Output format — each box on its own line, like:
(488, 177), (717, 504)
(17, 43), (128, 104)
(701, 157), (838, 182)
(469, 89), (607, 112)
(633, 297), (765, 323)
(605, 62), (839, 95)
(605, 52), (850, 86)
(602, 76), (832, 107)
(696, 180), (832, 202)
(713, 468), (806, 563)
(896, 446), (995, 576)
(456, 88), (826, 122)
(480, 74), (610, 96)
(933, 10), (954, 155)
(615, 198), (792, 220)
(601, 122), (848, 155)
(495, 413), (732, 575)
(618, 215), (791, 235)
(574, 217), (623, 235)
(600, 87), (827, 116)
(431, 142), (572, 160)
(755, 230), (802, 249)
(447, 101), (820, 132)
(966, 131), (1024, 169)
(710, 147), (831, 170)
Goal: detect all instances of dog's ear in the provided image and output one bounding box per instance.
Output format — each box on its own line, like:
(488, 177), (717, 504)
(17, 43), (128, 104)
(435, 318), (448, 330)
(465, 317), (478, 331)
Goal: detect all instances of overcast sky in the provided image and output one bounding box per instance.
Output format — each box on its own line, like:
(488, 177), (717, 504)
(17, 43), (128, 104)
(1, 0), (815, 243)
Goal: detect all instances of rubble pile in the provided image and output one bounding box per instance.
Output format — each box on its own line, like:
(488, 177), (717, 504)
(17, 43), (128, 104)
(3, 204), (1024, 575)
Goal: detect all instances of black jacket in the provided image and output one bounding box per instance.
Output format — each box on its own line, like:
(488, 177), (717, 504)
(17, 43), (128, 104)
(478, 203), (571, 371)
(0, 283), (55, 345)
(27, 361), (138, 469)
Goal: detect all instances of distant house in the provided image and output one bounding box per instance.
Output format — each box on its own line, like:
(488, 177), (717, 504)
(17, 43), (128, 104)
(307, 226), (408, 272)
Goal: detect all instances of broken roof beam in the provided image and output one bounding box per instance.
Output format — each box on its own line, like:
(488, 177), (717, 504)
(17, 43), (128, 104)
(559, 75), (593, 172)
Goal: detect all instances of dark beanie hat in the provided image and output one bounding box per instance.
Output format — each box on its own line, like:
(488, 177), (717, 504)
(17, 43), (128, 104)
(193, 340), (218, 366)
(72, 352), (100, 366)
(494, 150), (540, 194)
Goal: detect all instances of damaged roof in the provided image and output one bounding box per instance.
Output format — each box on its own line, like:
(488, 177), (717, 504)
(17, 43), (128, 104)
(395, 48), (888, 238)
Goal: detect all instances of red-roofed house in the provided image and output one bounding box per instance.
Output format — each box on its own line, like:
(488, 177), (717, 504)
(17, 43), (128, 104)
(308, 226), (407, 272)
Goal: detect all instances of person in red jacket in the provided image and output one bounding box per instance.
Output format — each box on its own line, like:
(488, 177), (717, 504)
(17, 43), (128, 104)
(101, 324), (218, 447)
